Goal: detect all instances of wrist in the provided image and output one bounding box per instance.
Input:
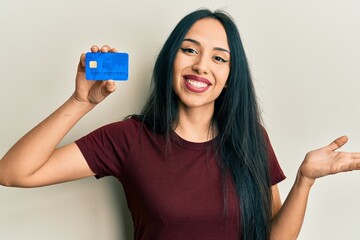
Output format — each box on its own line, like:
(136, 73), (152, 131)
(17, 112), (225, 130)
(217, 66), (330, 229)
(295, 171), (315, 190)
(67, 94), (96, 116)
(69, 94), (96, 110)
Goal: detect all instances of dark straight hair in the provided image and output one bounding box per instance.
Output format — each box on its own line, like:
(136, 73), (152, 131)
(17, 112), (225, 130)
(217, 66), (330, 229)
(140, 8), (272, 240)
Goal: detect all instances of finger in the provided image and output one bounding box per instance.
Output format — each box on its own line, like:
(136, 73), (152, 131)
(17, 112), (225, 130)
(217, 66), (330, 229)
(110, 47), (118, 53)
(100, 45), (111, 53)
(91, 45), (99, 52)
(349, 152), (360, 159)
(328, 136), (349, 151)
(103, 80), (116, 95)
(345, 153), (360, 172)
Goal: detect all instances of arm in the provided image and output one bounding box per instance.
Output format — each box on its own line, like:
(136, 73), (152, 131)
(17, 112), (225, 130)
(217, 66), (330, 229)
(270, 173), (311, 239)
(271, 136), (360, 239)
(0, 45), (117, 187)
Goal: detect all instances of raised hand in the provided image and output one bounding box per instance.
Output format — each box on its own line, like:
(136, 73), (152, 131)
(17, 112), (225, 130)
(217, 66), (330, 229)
(298, 136), (360, 187)
(72, 45), (117, 105)
(0, 45), (120, 187)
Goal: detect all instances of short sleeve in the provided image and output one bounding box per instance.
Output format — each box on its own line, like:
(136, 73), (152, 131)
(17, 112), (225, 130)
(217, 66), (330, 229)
(75, 118), (139, 181)
(263, 130), (286, 185)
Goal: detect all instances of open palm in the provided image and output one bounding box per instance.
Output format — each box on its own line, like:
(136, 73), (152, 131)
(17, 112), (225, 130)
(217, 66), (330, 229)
(299, 136), (360, 186)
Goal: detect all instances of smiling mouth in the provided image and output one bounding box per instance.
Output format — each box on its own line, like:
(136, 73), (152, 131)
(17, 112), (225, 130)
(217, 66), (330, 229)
(185, 78), (209, 89)
(183, 75), (211, 93)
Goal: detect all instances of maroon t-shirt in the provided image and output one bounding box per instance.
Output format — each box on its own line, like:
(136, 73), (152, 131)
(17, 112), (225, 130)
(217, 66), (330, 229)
(75, 118), (286, 240)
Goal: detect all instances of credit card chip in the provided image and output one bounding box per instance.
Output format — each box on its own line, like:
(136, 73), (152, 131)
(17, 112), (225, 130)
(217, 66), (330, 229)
(89, 61), (97, 68)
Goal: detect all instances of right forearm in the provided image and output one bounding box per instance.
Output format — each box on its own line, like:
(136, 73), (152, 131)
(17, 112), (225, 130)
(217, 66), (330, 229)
(0, 96), (94, 185)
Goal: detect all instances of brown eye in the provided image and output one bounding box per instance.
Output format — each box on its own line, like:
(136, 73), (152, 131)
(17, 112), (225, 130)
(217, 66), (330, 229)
(180, 48), (198, 54)
(213, 56), (228, 63)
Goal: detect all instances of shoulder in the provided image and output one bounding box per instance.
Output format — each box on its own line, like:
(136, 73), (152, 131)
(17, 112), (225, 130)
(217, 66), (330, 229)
(78, 116), (146, 143)
(103, 115), (142, 129)
(259, 124), (270, 141)
(76, 116), (151, 155)
(100, 116), (145, 136)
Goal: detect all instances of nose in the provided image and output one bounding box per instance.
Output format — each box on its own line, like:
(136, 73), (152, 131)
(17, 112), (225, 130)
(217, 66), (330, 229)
(192, 54), (209, 75)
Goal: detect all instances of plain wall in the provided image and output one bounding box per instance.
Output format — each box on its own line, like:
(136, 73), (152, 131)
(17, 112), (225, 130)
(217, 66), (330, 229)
(1, 0), (360, 239)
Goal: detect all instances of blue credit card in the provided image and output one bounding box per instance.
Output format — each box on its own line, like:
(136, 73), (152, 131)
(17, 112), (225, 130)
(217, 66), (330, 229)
(85, 52), (129, 80)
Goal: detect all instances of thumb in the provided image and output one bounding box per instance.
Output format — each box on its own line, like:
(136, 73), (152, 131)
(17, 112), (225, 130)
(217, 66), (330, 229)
(102, 80), (116, 96)
(328, 136), (348, 151)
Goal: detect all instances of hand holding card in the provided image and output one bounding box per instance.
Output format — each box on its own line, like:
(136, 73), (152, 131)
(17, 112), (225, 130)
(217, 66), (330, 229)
(85, 52), (129, 81)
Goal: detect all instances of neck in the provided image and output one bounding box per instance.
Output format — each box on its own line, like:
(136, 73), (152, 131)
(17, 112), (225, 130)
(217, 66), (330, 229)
(174, 103), (216, 143)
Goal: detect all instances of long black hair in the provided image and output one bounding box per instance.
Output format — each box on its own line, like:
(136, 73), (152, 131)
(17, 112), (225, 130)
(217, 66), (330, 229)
(140, 8), (272, 240)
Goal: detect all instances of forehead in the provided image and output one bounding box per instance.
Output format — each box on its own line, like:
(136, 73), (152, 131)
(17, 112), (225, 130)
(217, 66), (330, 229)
(184, 18), (229, 49)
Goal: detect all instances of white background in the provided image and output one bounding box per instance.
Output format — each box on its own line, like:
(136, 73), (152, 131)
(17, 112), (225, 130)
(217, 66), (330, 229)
(1, 0), (360, 239)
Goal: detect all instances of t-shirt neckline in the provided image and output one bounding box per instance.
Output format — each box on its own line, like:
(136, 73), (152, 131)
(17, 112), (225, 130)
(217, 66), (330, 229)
(170, 131), (218, 151)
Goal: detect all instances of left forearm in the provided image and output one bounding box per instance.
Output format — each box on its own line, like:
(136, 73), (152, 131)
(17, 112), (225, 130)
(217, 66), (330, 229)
(271, 135), (360, 239)
(271, 174), (313, 240)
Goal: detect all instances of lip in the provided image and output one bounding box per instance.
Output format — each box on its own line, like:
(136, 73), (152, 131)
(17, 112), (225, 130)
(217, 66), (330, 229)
(183, 74), (211, 93)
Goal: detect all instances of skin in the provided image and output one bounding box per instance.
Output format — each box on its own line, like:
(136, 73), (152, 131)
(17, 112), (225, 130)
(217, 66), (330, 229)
(270, 135), (360, 239)
(1, 18), (360, 239)
(0, 45), (112, 187)
(172, 18), (230, 142)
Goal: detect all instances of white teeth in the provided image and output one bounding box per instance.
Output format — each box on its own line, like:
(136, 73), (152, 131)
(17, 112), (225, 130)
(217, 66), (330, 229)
(186, 79), (208, 88)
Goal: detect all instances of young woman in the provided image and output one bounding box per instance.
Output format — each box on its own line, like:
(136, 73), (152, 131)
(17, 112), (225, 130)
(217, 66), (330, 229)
(0, 9), (359, 240)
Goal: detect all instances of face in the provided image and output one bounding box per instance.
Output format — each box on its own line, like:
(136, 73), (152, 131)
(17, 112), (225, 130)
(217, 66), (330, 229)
(172, 18), (230, 111)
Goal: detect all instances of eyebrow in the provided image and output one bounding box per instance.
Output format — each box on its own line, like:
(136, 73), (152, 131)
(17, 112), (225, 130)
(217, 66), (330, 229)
(183, 38), (230, 54)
